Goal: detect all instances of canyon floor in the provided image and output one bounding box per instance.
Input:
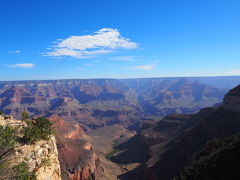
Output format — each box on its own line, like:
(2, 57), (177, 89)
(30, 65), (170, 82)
(86, 124), (140, 180)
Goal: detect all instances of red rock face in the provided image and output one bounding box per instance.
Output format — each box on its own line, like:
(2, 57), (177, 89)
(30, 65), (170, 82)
(49, 116), (103, 180)
(50, 116), (84, 140)
(71, 158), (102, 180)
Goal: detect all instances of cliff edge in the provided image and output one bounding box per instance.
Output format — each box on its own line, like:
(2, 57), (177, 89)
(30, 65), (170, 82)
(0, 115), (61, 180)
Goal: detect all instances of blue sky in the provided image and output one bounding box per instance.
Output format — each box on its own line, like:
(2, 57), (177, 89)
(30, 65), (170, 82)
(1, 0), (240, 80)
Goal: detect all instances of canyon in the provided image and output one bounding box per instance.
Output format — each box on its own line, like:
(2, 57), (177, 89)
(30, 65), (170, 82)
(1, 76), (240, 179)
(112, 84), (240, 180)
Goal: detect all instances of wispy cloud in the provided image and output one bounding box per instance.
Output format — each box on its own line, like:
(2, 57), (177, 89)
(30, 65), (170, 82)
(9, 50), (22, 54)
(8, 63), (35, 68)
(132, 65), (155, 70)
(45, 28), (138, 59)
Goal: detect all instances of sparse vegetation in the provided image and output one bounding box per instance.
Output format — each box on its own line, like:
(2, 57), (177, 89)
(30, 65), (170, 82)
(0, 125), (16, 179)
(105, 147), (121, 160)
(105, 139), (121, 160)
(0, 115), (55, 179)
(23, 117), (54, 144)
(0, 126), (36, 179)
(13, 162), (37, 180)
(41, 158), (51, 167)
(0, 111), (3, 116)
(0, 126), (16, 156)
(21, 112), (29, 121)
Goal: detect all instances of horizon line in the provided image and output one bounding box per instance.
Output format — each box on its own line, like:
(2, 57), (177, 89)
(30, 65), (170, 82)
(1, 75), (240, 82)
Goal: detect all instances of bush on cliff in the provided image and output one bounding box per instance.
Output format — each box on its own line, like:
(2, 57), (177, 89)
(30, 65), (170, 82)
(0, 116), (54, 179)
(13, 162), (37, 180)
(0, 125), (16, 157)
(0, 125), (16, 179)
(23, 117), (54, 144)
(21, 111), (29, 121)
(0, 126), (34, 179)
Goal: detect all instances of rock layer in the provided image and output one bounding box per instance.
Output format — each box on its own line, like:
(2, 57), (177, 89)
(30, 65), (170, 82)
(0, 115), (61, 180)
(50, 116), (104, 180)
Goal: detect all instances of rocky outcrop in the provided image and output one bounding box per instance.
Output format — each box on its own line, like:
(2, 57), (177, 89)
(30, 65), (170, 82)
(15, 137), (61, 180)
(0, 115), (24, 127)
(140, 114), (193, 146)
(223, 85), (240, 112)
(0, 115), (61, 180)
(50, 116), (84, 140)
(69, 152), (103, 180)
(50, 116), (104, 180)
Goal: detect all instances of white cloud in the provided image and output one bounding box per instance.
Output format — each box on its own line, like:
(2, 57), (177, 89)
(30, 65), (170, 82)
(224, 70), (240, 76)
(9, 63), (35, 68)
(14, 50), (21, 53)
(46, 28), (138, 59)
(110, 56), (135, 61)
(132, 65), (155, 70)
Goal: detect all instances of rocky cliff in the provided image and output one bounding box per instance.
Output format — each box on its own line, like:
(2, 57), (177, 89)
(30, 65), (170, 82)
(115, 84), (240, 180)
(50, 116), (104, 180)
(223, 85), (240, 113)
(0, 115), (61, 180)
(15, 137), (61, 180)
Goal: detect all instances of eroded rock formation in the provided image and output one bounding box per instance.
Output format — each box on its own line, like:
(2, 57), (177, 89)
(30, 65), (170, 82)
(50, 116), (104, 180)
(0, 115), (61, 180)
(115, 85), (240, 180)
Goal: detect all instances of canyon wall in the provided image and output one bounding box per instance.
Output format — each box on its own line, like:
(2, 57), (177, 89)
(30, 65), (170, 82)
(0, 115), (61, 180)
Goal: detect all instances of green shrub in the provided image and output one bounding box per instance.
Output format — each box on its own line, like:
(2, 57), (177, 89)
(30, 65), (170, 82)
(105, 147), (121, 160)
(0, 126), (16, 179)
(23, 123), (41, 144)
(0, 126), (16, 158)
(21, 112), (29, 121)
(41, 158), (51, 167)
(13, 162), (36, 180)
(0, 126), (34, 179)
(23, 117), (54, 144)
(105, 140), (121, 160)
(34, 117), (54, 139)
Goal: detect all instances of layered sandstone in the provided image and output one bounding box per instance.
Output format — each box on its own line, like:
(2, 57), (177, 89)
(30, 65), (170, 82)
(50, 116), (104, 180)
(0, 115), (61, 180)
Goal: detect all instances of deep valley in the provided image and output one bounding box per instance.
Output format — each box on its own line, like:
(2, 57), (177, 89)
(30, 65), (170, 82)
(1, 76), (240, 180)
